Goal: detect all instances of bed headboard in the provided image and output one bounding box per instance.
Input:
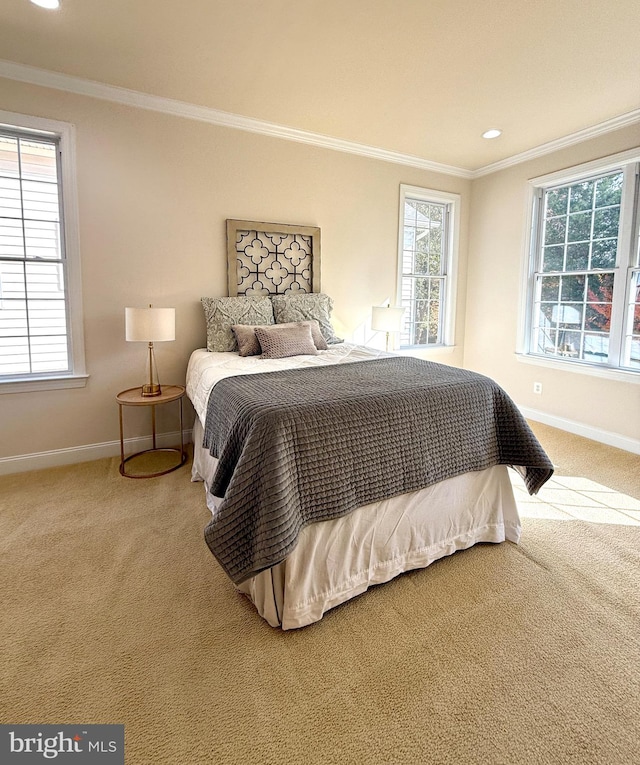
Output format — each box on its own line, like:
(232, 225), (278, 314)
(226, 219), (321, 297)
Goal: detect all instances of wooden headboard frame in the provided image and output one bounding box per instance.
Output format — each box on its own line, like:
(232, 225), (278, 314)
(226, 219), (321, 297)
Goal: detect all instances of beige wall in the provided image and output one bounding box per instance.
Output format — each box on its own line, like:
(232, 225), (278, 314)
(465, 124), (640, 442)
(2, 78), (637, 465)
(0, 78), (470, 461)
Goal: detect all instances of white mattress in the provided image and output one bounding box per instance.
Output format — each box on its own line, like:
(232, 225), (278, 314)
(186, 342), (391, 426)
(191, 418), (521, 630)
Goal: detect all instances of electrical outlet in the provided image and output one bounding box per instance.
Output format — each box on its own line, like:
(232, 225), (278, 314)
(533, 382), (543, 395)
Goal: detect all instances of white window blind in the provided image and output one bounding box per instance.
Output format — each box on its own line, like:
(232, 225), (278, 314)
(0, 113), (86, 391)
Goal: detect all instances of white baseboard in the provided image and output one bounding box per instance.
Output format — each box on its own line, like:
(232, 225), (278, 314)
(518, 406), (640, 455)
(0, 429), (193, 476)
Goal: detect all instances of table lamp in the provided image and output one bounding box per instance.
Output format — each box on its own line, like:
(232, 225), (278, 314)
(125, 305), (175, 396)
(371, 305), (406, 351)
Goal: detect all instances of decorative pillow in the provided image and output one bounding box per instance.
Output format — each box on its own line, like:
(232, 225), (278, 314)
(201, 297), (274, 353)
(254, 323), (318, 359)
(298, 320), (329, 351)
(231, 324), (263, 357)
(271, 293), (343, 345)
(232, 320), (328, 356)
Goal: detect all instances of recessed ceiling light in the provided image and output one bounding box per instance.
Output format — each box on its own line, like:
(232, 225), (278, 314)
(30, 0), (60, 9)
(482, 129), (502, 139)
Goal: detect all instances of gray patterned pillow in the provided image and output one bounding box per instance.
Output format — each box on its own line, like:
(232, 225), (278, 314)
(232, 320), (328, 356)
(201, 297), (274, 352)
(254, 324), (318, 359)
(271, 293), (343, 345)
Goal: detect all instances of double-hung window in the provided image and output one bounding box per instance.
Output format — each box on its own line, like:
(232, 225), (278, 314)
(0, 112), (86, 391)
(397, 184), (459, 348)
(524, 151), (639, 375)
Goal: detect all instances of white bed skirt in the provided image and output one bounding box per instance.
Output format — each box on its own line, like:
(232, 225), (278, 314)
(192, 418), (521, 630)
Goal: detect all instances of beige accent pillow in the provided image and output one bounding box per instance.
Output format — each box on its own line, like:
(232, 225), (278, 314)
(292, 320), (329, 351)
(232, 320), (328, 357)
(231, 324), (262, 357)
(254, 323), (319, 359)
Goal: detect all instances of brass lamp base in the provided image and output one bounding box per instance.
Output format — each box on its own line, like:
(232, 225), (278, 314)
(141, 341), (162, 396)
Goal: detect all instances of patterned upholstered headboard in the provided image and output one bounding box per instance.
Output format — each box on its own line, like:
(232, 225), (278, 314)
(226, 219), (321, 297)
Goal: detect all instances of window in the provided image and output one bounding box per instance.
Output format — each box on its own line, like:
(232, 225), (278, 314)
(397, 185), (459, 348)
(0, 112), (86, 392)
(524, 151), (640, 374)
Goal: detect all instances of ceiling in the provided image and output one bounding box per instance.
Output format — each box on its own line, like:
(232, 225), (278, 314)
(1, 0), (639, 173)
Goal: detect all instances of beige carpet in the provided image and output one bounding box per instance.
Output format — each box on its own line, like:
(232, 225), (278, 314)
(1, 427), (639, 765)
(527, 421), (640, 499)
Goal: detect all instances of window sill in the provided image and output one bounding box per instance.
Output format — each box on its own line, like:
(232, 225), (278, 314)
(0, 374), (90, 395)
(515, 353), (639, 384)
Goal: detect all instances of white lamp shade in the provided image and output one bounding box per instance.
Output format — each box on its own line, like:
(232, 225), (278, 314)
(125, 307), (175, 342)
(371, 305), (405, 333)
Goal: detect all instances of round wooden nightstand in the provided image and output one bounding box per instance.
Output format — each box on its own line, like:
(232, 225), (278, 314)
(116, 384), (187, 478)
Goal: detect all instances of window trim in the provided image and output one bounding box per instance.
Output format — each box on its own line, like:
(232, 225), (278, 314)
(518, 147), (640, 377)
(0, 110), (87, 394)
(396, 184), (459, 349)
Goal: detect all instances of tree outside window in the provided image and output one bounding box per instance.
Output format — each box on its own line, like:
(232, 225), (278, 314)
(528, 159), (639, 372)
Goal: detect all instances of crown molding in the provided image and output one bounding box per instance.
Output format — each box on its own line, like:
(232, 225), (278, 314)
(0, 59), (473, 178)
(472, 109), (640, 178)
(1, 59), (638, 181)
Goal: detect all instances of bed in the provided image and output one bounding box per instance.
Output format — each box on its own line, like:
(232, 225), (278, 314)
(187, 341), (553, 630)
(189, 222), (553, 629)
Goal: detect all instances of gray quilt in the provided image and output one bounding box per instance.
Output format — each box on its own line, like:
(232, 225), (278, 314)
(203, 357), (553, 584)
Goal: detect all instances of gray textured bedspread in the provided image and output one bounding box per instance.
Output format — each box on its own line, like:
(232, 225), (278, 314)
(203, 356), (553, 584)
